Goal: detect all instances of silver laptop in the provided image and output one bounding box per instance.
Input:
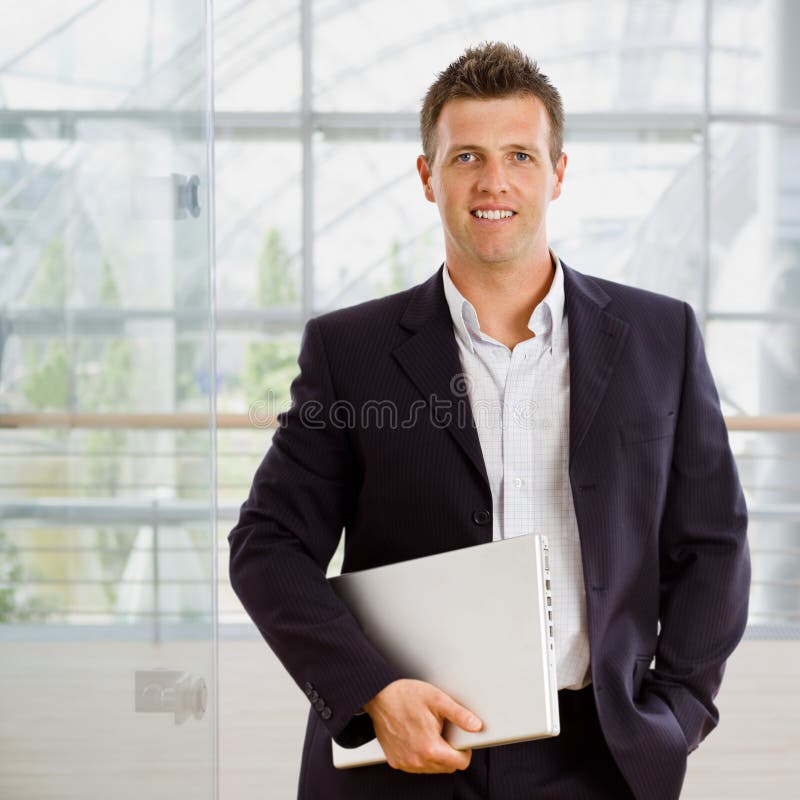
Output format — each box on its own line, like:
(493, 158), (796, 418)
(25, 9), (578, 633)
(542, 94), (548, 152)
(328, 533), (559, 768)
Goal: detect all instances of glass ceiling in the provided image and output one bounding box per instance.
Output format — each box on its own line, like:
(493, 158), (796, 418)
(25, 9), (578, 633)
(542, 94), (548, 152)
(0, 0), (774, 114)
(1, 0), (798, 629)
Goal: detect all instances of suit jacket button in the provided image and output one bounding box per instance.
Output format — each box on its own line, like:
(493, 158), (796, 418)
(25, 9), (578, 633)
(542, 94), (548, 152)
(472, 509), (491, 526)
(309, 690), (319, 703)
(321, 707), (332, 720)
(303, 682), (313, 696)
(314, 698), (326, 712)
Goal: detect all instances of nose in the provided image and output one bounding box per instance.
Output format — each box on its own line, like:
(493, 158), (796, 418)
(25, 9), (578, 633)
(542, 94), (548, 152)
(476, 158), (509, 194)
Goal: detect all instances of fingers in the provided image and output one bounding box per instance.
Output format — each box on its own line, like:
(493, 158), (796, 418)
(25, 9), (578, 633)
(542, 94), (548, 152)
(387, 689), (480, 774)
(365, 679), (482, 774)
(423, 744), (472, 774)
(387, 743), (472, 774)
(434, 689), (483, 734)
(450, 747), (473, 772)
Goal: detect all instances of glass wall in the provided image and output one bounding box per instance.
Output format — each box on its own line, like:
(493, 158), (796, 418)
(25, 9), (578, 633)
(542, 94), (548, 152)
(2, 0), (798, 797)
(212, 0), (799, 631)
(0, 2), (217, 798)
(211, 6), (798, 793)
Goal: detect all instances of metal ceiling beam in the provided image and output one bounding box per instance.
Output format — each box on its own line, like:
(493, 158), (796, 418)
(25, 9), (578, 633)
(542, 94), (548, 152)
(4, 109), (799, 143)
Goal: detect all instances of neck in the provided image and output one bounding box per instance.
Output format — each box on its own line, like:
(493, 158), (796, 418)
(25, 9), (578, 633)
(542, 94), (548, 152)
(446, 251), (556, 348)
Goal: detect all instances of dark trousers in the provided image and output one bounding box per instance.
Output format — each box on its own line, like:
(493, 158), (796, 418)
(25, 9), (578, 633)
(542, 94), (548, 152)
(452, 685), (635, 800)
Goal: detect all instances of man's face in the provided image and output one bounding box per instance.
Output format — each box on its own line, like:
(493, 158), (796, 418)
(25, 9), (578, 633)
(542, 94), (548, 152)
(417, 94), (566, 272)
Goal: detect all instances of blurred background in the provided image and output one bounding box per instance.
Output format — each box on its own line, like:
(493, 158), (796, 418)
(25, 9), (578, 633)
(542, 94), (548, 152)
(0, 0), (798, 797)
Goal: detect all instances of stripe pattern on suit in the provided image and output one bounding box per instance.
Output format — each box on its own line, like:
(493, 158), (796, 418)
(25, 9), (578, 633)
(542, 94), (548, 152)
(228, 262), (750, 800)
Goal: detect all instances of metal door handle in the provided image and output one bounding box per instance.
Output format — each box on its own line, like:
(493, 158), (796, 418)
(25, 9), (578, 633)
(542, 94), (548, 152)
(135, 669), (207, 724)
(130, 174), (201, 220)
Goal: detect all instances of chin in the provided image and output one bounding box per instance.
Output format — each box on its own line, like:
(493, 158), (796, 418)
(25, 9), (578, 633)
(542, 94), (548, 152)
(473, 250), (517, 266)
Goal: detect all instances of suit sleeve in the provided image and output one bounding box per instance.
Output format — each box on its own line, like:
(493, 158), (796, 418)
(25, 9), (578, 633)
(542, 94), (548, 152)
(228, 317), (402, 747)
(646, 302), (751, 752)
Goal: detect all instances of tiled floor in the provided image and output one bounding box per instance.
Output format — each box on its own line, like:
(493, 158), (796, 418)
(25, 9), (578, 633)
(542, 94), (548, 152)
(0, 638), (796, 798)
(219, 638), (800, 799)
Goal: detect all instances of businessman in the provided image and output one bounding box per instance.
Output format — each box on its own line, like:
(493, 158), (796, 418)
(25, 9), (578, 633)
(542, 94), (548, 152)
(229, 42), (750, 799)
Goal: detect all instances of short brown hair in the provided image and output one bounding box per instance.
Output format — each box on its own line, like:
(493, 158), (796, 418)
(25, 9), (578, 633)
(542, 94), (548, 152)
(420, 42), (564, 170)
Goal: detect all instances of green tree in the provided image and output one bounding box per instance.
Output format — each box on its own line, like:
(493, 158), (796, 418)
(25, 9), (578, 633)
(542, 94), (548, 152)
(242, 228), (300, 407)
(375, 239), (406, 297)
(77, 258), (132, 492)
(17, 244), (133, 618)
(0, 530), (53, 622)
(256, 229), (297, 307)
(21, 237), (70, 410)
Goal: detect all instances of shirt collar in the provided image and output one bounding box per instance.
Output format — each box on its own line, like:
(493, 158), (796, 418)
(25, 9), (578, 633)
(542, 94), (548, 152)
(442, 251), (566, 354)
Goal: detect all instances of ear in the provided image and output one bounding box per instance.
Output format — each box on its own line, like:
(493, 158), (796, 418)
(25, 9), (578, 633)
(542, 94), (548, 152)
(417, 155), (436, 203)
(551, 152), (567, 201)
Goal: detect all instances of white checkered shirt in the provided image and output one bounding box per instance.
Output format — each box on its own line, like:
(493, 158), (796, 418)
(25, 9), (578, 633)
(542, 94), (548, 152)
(442, 255), (591, 690)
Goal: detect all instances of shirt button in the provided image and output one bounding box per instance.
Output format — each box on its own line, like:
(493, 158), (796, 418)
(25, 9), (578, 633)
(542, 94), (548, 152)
(472, 509), (491, 526)
(513, 478), (524, 488)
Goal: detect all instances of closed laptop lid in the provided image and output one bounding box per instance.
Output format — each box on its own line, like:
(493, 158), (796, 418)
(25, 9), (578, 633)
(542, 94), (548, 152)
(329, 533), (559, 768)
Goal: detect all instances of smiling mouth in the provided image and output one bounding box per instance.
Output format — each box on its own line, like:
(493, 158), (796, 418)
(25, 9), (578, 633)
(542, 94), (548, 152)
(471, 209), (516, 220)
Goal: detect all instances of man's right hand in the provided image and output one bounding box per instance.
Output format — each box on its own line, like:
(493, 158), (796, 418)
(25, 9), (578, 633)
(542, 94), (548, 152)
(362, 678), (483, 774)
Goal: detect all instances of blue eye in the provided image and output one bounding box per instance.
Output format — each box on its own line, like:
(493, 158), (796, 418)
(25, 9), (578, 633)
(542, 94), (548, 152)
(457, 153), (473, 162)
(514, 152), (531, 161)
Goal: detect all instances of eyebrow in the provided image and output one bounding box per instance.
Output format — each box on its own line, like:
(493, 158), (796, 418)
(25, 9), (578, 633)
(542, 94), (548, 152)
(447, 143), (544, 157)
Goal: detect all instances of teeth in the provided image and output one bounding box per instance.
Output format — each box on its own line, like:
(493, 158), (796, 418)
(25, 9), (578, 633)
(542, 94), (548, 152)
(473, 209), (514, 219)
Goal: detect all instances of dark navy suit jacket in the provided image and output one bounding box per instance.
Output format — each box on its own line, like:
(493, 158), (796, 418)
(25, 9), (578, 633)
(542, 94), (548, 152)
(229, 263), (750, 800)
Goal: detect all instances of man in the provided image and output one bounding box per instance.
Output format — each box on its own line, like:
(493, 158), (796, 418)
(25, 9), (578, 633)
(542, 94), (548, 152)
(229, 42), (750, 800)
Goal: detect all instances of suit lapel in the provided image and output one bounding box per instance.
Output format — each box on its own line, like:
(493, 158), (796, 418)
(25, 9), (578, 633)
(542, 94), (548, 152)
(392, 267), (490, 487)
(563, 264), (630, 460)
(391, 263), (629, 484)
